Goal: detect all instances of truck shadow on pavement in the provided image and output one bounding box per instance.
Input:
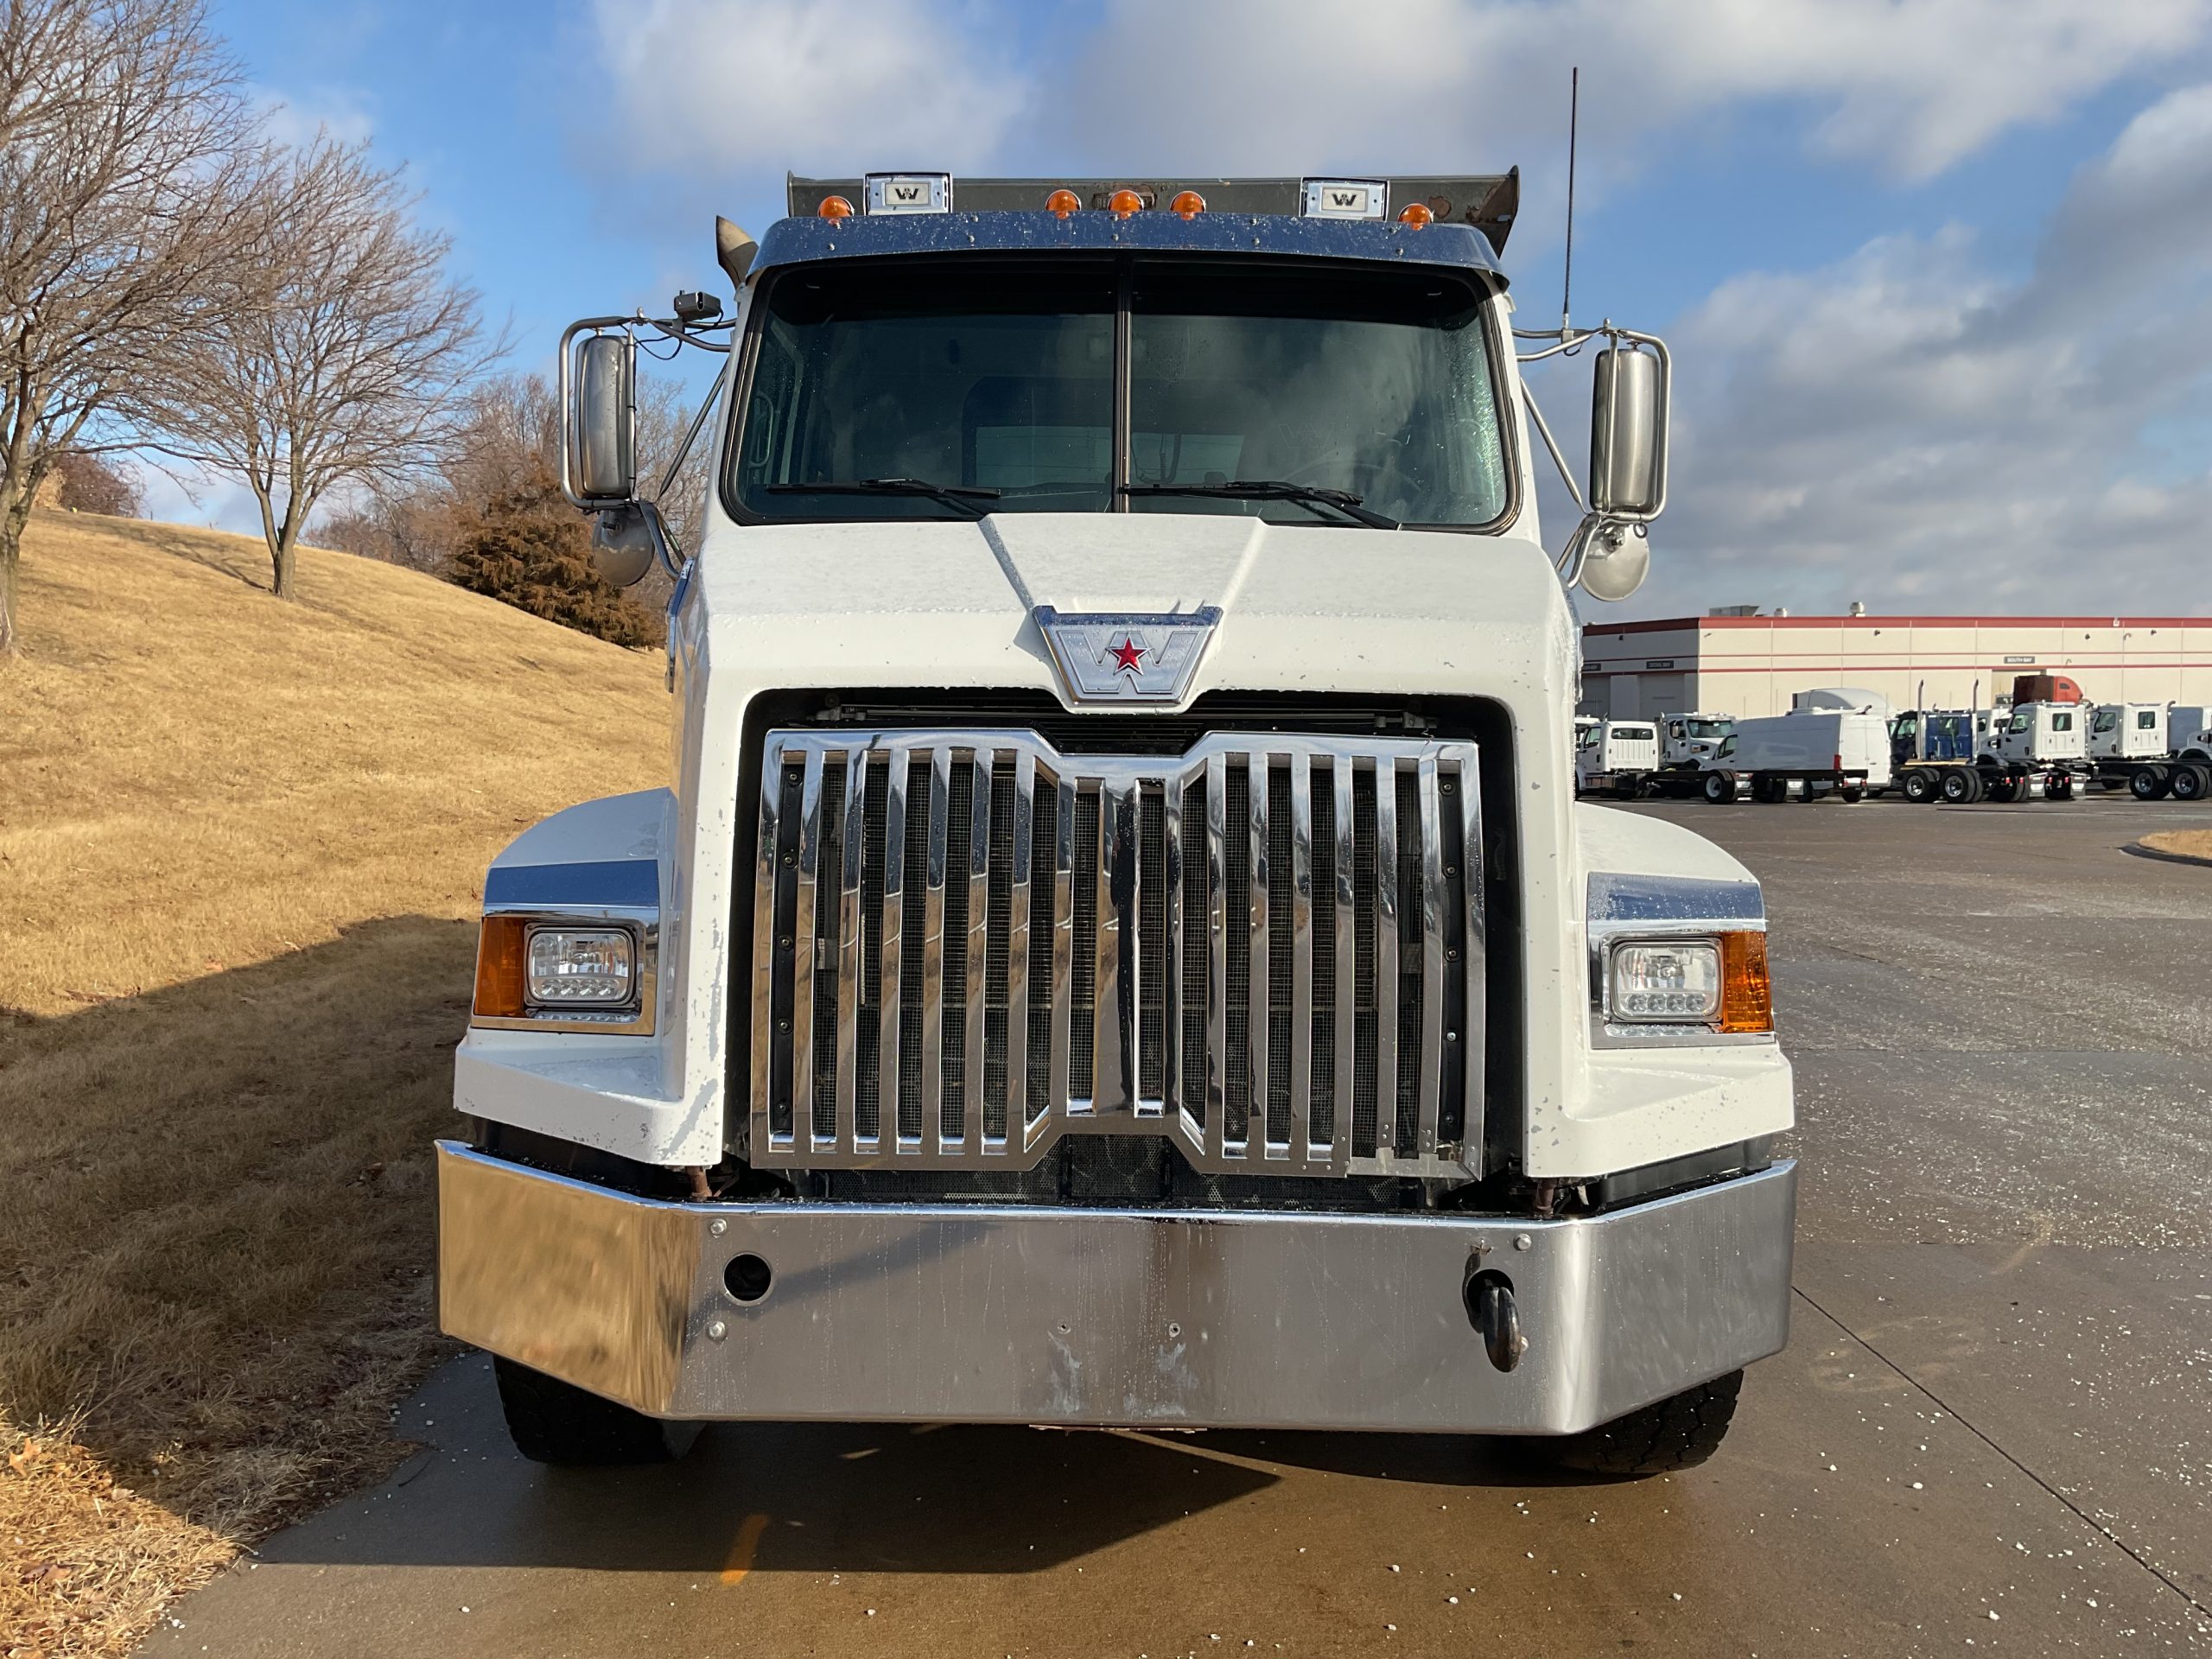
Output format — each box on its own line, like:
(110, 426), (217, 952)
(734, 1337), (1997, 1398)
(245, 1351), (1587, 1578)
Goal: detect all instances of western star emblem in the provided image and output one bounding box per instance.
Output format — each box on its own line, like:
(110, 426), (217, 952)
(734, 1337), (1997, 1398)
(1034, 606), (1223, 706)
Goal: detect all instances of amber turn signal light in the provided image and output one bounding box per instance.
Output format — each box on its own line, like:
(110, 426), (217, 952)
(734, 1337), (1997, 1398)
(817, 194), (855, 221)
(1107, 187), (1145, 218)
(1717, 931), (1773, 1033)
(474, 915), (529, 1020)
(1397, 201), (1434, 228)
(1045, 188), (1081, 218)
(1169, 189), (1206, 219)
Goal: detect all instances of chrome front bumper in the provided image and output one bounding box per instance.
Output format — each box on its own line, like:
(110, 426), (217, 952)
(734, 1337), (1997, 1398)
(435, 1141), (1795, 1435)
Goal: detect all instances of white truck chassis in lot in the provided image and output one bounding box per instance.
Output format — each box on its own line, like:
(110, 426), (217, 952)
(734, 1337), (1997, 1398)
(436, 172), (1796, 1474)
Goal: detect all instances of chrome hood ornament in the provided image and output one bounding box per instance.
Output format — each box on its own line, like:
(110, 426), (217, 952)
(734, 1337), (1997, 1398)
(1033, 606), (1223, 706)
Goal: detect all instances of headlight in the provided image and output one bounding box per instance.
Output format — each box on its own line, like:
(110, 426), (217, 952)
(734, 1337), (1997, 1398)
(1606, 931), (1772, 1033)
(525, 927), (635, 1005)
(1608, 940), (1721, 1021)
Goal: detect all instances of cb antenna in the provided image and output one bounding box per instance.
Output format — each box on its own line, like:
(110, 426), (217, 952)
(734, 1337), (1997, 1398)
(1561, 65), (1579, 337)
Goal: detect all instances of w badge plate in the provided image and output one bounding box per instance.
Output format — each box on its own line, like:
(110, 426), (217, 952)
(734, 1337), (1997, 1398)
(1035, 606), (1222, 706)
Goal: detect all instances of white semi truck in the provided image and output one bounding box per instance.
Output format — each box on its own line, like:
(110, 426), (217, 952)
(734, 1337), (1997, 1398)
(435, 173), (1795, 1475)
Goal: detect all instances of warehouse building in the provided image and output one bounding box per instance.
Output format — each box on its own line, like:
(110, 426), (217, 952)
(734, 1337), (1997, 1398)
(1580, 613), (2212, 721)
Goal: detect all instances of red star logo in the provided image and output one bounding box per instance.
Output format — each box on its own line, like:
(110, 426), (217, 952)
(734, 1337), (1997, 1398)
(1108, 636), (1147, 675)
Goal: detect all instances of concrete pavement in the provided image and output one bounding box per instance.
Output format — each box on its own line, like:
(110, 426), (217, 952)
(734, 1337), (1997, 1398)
(149, 795), (2212, 1656)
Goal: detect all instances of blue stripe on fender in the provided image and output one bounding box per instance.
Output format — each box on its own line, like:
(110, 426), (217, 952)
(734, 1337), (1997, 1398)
(484, 860), (659, 910)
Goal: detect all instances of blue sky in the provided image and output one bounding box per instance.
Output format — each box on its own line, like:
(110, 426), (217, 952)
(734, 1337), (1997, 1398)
(171, 0), (2212, 619)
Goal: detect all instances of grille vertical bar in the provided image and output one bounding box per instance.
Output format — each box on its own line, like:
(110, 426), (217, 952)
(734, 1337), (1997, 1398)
(921, 747), (950, 1152)
(1004, 750), (1035, 1147)
(1372, 760), (1399, 1164)
(1287, 757), (1315, 1160)
(831, 750), (867, 1152)
(750, 729), (1482, 1179)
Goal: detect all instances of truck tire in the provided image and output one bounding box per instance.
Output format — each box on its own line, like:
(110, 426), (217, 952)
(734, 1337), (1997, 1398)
(1549, 1370), (1744, 1477)
(1702, 770), (1737, 804)
(1986, 775), (2021, 804)
(1839, 785), (1864, 804)
(2048, 774), (2075, 801)
(2129, 767), (2171, 802)
(2171, 764), (2211, 802)
(1940, 768), (1981, 805)
(493, 1357), (704, 1465)
(1902, 768), (1938, 804)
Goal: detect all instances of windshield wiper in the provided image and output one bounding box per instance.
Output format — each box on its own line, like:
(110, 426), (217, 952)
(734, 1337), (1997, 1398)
(1119, 480), (1400, 530)
(767, 477), (1001, 517)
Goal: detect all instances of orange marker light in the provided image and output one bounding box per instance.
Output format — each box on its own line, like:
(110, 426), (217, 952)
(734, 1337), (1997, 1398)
(1046, 188), (1081, 218)
(1107, 187), (1145, 219)
(1169, 189), (1206, 219)
(817, 194), (855, 221)
(474, 915), (530, 1020)
(1717, 931), (1774, 1033)
(1397, 201), (1434, 228)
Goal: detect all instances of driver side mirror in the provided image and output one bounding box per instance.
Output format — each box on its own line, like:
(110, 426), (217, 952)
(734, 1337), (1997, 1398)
(567, 331), (637, 504)
(1587, 342), (1668, 517)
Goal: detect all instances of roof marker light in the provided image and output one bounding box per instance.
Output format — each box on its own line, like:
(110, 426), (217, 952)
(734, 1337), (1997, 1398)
(1046, 188), (1081, 218)
(1107, 187), (1144, 218)
(817, 194), (855, 221)
(1397, 201), (1434, 228)
(1169, 189), (1206, 219)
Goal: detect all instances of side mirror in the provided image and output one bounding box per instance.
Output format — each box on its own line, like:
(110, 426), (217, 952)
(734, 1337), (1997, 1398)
(1587, 340), (1668, 518)
(567, 330), (636, 504)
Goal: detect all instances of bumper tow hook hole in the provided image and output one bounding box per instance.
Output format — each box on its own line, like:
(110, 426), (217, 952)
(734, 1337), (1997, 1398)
(725, 1253), (772, 1304)
(1465, 1268), (1527, 1374)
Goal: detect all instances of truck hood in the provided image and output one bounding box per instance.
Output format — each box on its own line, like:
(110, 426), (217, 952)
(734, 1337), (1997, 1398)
(688, 512), (1577, 714)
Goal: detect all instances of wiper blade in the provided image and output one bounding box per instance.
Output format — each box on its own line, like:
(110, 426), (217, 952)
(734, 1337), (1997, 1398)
(1120, 480), (1400, 530)
(767, 477), (1001, 517)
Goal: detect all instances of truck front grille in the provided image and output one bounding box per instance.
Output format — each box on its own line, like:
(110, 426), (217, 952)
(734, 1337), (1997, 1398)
(749, 728), (1484, 1178)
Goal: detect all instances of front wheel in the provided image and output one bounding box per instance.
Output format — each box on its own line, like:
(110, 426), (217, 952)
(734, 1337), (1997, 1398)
(493, 1357), (704, 1465)
(1548, 1370), (1745, 1477)
(1703, 770), (1737, 804)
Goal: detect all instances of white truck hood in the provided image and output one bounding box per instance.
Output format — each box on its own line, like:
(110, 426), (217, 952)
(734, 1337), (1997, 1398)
(687, 512), (1578, 715)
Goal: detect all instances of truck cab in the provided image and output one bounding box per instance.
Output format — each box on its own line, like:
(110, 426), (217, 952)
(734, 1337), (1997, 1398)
(1993, 702), (2087, 765)
(2088, 702), (2166, 760)
(1574, 718), (1662, 792)
(1662, 713), (1734, 769)
(436, 173), (1794, 1476)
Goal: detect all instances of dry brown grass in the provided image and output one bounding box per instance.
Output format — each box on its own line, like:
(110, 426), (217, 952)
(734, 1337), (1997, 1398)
(0, 510), (665, 1655)
(2139, 830), (2212, 864)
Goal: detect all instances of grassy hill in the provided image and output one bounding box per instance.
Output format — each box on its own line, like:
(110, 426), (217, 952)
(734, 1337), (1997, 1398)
(0, 512), (666, 1655)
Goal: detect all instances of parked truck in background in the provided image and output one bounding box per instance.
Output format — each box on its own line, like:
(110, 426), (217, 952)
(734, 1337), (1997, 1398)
(434, 172), (1796, 1477)
(1574, 718), (1661, 797)
(1700, 690), (1891, 804)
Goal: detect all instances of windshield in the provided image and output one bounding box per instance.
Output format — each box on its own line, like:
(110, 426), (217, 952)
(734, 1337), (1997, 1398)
(728, 255), (1510, 528)
(2093, 709), (2118, 732)
(1686, 718), (1730, 739)
(2007, 712), (2031, 733)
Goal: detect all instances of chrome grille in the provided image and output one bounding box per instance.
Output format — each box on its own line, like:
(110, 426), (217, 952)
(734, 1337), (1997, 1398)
(750, 728), (1484, 1178)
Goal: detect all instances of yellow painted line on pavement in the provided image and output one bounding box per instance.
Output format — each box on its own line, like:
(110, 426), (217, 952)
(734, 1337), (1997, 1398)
(720, 1511), (771, 1586)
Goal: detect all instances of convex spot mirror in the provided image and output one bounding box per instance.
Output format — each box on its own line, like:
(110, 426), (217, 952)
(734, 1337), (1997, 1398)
(1587, 344), (1667, 518)
(1578, 521), (1650, 602)
(571, 332), (637, 503)
(592, 504), (658, 588)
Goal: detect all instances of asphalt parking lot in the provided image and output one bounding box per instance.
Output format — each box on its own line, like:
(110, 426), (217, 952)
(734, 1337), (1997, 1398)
(152, 796), (2212, 1657)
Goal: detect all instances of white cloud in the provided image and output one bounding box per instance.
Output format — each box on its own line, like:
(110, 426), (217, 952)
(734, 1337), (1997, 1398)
(253, 84), (377, 151)
(587, 0), (1020, 176)
(1633, 79), (2212, 614)
(591, 0), (2212, 186)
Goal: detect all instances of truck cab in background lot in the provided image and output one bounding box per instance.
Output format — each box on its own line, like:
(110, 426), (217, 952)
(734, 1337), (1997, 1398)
(435, 174), (1796, 1474)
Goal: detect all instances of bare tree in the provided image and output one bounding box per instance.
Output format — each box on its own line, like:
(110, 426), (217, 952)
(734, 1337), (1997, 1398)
(155, 137), (498, 598)
(0, 0), (272, 656)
